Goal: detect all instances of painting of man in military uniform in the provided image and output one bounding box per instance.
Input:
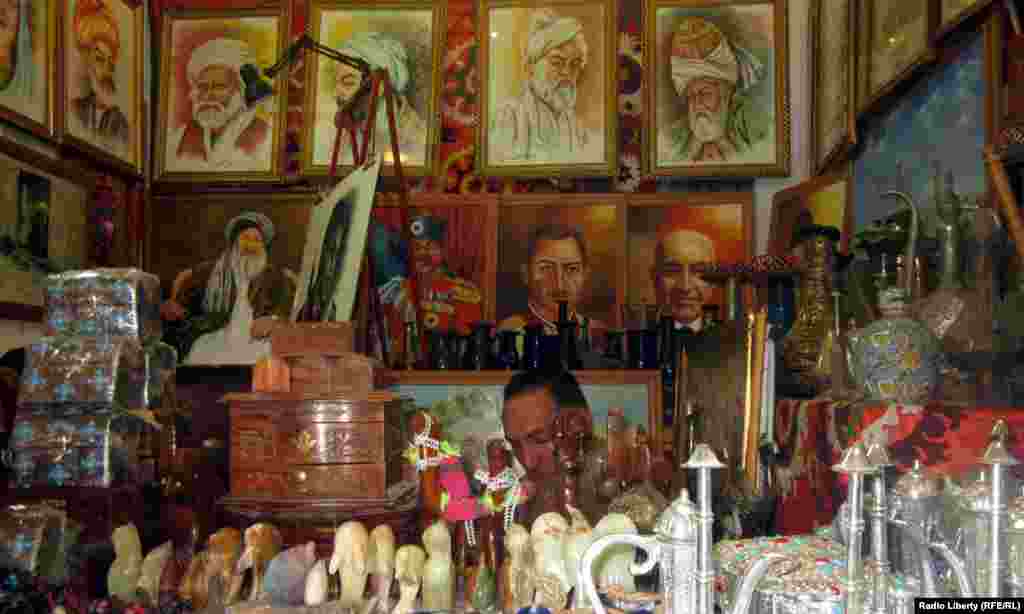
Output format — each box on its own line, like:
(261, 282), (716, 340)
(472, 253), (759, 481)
(377, 214), (484, 361)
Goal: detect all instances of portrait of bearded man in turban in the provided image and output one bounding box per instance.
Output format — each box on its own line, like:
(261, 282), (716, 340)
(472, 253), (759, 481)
(70, 0), (130, 147)
(0, 0), (44, 125)
(167, 36), (274, 173)
(311, 31), (429, 169)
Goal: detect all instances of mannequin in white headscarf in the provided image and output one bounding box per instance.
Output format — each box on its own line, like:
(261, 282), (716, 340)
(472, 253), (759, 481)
(313, 32), (428, 167)
(168, 37), (273, 173)
(490, 8), (601, 164)
(0, 0), (35, 102)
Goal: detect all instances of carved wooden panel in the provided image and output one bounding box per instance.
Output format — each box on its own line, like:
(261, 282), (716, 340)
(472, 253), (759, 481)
(230, 415), (275, 467)
(283, 465), (386, 498)
(278, 422), (384, 464)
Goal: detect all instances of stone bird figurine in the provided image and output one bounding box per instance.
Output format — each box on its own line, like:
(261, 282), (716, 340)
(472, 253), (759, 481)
(368, 524), (397, 613)
(330, 521), (370, 610)
(230, 522), (283, 603)
(108, 524), (144, 603)
(393, 545), (426, 614)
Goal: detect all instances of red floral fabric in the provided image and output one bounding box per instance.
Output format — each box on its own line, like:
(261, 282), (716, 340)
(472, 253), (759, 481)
(773, 399), (1024, 536)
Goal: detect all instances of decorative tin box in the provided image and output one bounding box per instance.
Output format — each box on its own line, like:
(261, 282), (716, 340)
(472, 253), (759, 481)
(44, 269), (162, 342)
(8, 411), (153, 488)
(17, 336), (177, 410)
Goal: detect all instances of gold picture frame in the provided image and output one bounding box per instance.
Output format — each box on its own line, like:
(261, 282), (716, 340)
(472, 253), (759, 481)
(936, 0), (998, 41)
(58, 0), (144, 177)
(0, 0), (56, 139)
(477, 0), (619, 177)
(857, 0), (937, 115)
(811, 0), (857, 176)
(154, 6), (289, 184)
(643, 0), (790, 178)
(303, 0), (445, 178)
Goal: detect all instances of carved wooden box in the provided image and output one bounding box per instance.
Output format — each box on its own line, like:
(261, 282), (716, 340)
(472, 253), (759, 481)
(226, 391), (406, 500)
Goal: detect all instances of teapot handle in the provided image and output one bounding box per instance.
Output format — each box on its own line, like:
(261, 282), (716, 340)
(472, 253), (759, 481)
(578, 533), (659, 614)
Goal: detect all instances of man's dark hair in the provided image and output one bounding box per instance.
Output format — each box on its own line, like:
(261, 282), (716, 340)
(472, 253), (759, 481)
(503, 369), (587, 412)
(526, 224), (588, 265)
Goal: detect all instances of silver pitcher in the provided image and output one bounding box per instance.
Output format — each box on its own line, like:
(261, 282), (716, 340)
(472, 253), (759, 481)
(1005, 486), (1024, 596)
(578, 444), (787, 614)
(890, 460), (943, 580)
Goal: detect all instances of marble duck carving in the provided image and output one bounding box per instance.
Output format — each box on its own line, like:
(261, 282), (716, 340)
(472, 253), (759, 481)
(330, 521), (371, 610)
(264, 541), (318, 606)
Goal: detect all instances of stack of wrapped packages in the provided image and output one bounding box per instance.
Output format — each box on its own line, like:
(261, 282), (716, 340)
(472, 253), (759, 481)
(0, 269), (177, 586)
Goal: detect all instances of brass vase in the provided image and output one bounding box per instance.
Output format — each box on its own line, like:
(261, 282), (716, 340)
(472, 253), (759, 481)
(781, 225), (840, 395)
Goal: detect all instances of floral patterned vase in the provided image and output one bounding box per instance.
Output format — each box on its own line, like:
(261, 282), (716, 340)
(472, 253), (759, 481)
(847, 287), (944, 404)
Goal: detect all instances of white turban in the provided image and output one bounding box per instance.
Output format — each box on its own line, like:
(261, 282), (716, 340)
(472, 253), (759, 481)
(670, 37), (764, 95)
(338, 33), (410, 94)
(524, 8), (584, 66)
(187, 38), (252, 84)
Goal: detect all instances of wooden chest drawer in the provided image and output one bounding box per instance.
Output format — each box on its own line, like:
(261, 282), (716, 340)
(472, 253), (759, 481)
(283, 465), (385, 498)
(278, 422), (384, 464)
(230, 470), (283, 498)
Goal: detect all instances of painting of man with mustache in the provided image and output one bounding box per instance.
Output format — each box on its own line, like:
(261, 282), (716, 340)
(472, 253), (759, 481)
(70, 0), (128, 146)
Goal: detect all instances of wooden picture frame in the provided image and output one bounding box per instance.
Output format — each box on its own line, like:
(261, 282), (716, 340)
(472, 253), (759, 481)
(0, 0), (56, 139)
(496, 193), (626, 332)
(477, 0), (619, 177)
(768, 171), (854, 257)
(857, 0), (938, 115)
(391, 369), (664, 451)
(303, 0), (445, 178)
(936, 0), (999, 42)
(154, 6), (289, 184)
(643, 0), (790, 177)
(625, 192), (754, 327)
(0, 155), (88, 323)
(58, 0), (144, 177)
(811, 0), (857, 175)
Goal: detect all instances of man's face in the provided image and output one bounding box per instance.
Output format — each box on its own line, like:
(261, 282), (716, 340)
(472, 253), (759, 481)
(529, 35), (586, 113)
(411, 238), (443, 275)
(86, 40), (117, 106)
(334, 63), (364, 107)
(652, 230), (715, 326)
(677, 76), (733, 144)
(0, 0), (19, 53)
(523, 237), (587, 313)
(503, 388), (558, 479)
(191, 64), (244, 131)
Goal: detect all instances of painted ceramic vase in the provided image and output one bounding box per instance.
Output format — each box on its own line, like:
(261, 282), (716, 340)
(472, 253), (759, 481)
(847, 287), (943, 404)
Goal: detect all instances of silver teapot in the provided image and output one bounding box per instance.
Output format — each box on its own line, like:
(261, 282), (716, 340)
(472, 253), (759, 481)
(890, 460), (943, 580)
(578, 444), (787, 614)
(1005, 486), (1024, 596)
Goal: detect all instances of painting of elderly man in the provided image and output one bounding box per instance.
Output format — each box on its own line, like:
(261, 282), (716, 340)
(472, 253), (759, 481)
(158, 10), (284, 180)
(480, 1), (616, 175)
(0, 0), (48, 133)
(648, 1), (788, 177)
(306, 3), (440, 175)
(63, 0), (142, 168)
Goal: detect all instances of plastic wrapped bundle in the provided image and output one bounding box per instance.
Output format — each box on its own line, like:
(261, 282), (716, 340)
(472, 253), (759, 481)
(17, 336), (177, 411)
(8, 410), (154, 488)
(44, 268), (162, 342)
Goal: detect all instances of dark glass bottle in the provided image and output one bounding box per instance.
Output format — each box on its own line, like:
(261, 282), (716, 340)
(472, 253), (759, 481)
(402, 321), (418, 370)
(658, 316), (677, 427)
(470, 322), (496, 370)
(430, 330), (451, 370)
(497, 330), (520, 370)
(556, 301), (582, 371)
(603, 330), (626, 367)
(522, 324), (544, 371)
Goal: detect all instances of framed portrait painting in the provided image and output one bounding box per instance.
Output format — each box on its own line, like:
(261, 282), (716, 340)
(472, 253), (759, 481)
(496, 194), (625, 339)
(625, 193), (753, 328)
(369, 193), (499, 360)
(304, 0), (444, 177)
(477, 0), (618, 177)
(60, 0), (143, 175)
(155, 7), (287, 183)
(0, 1), (54, 137)
(937, 0), (998, 40)
(858, 0), (937, 113)
(645, 0), (790, 177)
(811, 0), (856, 175)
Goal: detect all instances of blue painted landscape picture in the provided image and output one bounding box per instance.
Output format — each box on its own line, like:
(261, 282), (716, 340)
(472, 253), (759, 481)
(853, 32), (985, 237)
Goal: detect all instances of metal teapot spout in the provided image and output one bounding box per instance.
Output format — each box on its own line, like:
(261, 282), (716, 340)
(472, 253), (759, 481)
(723, 554), (788, 614)
(880, 191), (920, 301)
(578, 534), (661, 614)
(931, 540), (976, 597)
